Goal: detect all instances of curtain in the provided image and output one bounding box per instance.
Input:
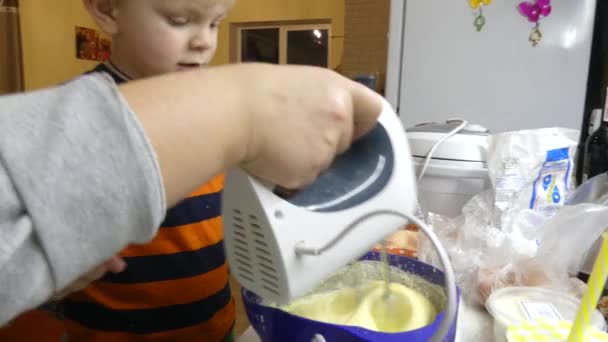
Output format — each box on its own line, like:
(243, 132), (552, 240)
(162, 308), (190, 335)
(0, 0), (24, 94)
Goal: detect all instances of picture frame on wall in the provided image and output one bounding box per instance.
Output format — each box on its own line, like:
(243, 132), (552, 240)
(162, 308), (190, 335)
(75, 26), (110, 62)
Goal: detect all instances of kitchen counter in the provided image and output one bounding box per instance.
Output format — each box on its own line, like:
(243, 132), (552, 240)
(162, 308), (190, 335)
(236, 298), (494, 341)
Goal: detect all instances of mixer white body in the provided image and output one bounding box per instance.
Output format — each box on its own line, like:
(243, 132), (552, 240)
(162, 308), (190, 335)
(222, 101), (418, 304)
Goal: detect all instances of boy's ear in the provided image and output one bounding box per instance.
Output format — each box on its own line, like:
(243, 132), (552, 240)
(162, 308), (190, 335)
(82, 0), (119, 35)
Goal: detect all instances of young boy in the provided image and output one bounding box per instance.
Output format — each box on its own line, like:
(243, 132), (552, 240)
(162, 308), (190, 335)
(62, 0), (237, 340)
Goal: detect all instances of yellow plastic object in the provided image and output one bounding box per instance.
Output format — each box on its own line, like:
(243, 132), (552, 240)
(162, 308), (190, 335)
(282, 280), (436, 333)
(507, 319), (608, 342)
(569, 232), (608, 341)
(469, 0), (492, 9)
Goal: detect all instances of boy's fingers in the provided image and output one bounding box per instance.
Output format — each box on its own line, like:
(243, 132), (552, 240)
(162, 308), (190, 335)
(105, 256), (127, 273)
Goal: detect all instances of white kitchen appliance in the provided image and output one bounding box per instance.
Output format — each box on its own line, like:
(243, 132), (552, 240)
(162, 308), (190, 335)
(222, 100), (419, 304)
(222, 102), (456, 332)
(407, 121), (491, 217)
(222, 101), (457, 342)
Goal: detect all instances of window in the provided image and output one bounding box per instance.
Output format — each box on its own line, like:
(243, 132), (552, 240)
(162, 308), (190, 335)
(240, 28), (279, 64)
(231, 20), (331, 68)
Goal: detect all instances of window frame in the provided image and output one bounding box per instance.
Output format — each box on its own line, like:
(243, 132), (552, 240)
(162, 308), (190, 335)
(230, 19), (332, 66)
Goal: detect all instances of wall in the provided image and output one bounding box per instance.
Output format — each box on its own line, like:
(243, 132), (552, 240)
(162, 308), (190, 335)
(19, 0), (100, 90)
(212, 0), (344, 69)
(342, 0), (390, 92)
(18, 0), (345, 90)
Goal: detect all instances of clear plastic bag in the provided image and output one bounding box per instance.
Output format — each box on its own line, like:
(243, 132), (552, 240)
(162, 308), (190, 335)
(417, 128), (608, 306)
(487, 128), (579, 230)
(566, 173), (608, 276)
(420, 193), (608, 305)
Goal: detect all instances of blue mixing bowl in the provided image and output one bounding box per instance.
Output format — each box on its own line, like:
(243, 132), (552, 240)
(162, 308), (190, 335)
(242, 251), (460, 341)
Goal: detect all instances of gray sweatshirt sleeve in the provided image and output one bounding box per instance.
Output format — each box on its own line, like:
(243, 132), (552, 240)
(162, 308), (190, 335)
(0, 73), (166, 324)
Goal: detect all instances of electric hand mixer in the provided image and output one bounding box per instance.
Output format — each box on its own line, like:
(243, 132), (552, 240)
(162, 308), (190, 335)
(222, 100), (457, 342)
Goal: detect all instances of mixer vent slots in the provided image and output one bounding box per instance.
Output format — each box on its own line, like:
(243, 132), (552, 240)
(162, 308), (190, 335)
(247, 214), (281, 295)
(232, 209), (256, 285)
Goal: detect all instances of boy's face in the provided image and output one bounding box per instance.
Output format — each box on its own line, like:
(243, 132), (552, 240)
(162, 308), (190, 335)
(109, 0), (233, 78)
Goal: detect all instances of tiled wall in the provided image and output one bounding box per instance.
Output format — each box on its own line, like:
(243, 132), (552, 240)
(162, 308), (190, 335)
(341, 0), (390, 93)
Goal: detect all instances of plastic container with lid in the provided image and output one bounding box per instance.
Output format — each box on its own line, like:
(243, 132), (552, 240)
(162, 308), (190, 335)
(507, 319), (608, 342)
(406, 121), (491, 217)
(486, 287), (607, 342)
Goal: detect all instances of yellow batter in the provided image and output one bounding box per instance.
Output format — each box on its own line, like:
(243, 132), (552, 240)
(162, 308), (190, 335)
(282, 280), (437, 333)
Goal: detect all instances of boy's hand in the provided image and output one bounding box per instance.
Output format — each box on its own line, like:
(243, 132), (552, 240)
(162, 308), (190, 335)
(240, 64), (383, 189)
(51, 256), (126, 300)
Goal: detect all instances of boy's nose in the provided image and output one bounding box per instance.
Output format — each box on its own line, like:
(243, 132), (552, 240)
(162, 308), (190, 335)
(189, 32), (212, 51)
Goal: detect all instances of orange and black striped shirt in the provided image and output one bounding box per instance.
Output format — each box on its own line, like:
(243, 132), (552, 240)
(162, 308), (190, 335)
(60, 63), (235, 341)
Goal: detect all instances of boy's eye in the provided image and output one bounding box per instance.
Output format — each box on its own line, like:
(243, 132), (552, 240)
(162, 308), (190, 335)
(168, 16), (189, 26)
(210, 20), (221, 29)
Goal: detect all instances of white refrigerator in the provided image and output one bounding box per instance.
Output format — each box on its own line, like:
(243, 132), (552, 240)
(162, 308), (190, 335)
(385, 0), (597, 133)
